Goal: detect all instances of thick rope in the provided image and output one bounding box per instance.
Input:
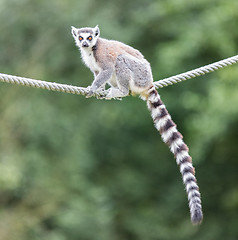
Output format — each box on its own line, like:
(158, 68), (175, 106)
(0, 73), (88, 95)
(0, 54), (238, 98)
(154, 54), (238, 88)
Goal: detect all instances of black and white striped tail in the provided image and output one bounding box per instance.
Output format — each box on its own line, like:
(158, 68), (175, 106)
(146, 85), (203, 224)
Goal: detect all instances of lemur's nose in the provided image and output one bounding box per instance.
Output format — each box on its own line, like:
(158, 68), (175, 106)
(82, 41), (89, 47)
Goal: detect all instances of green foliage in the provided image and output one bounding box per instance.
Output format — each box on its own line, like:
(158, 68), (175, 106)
(0, 0), (238, 239)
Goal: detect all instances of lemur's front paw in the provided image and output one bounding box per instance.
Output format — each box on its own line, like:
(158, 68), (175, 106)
(85, 86), (109, 99)
(85, 86), (94, 98)
(95, 89), (109, 99)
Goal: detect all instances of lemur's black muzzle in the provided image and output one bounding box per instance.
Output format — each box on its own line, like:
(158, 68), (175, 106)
(82, 41), (89, 47)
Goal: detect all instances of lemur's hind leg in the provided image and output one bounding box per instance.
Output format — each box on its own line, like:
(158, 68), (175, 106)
(105, 54), (152, 99)
(105, 55), (132, 99)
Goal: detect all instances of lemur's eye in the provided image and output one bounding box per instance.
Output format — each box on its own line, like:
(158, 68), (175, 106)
(79, 36), (83, 41)
(88, 36), (92, 41)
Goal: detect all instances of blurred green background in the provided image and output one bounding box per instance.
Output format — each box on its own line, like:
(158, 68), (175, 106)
(0, 0), (238, 239)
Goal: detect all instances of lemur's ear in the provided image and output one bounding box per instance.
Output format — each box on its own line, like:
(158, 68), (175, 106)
(94, 25), (100, 37)
(71, 26), (78, 37)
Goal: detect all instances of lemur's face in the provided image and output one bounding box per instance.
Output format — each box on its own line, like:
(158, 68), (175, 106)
(71, 26), (100, 49)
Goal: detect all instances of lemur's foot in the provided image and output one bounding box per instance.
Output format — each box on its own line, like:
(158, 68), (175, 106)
(105, 88), (127, 100)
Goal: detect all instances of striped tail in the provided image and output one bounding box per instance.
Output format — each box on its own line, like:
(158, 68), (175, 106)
(146, 85), (203, 224)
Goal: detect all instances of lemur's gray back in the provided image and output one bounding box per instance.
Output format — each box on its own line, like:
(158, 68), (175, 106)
(71, 25), (203, 224)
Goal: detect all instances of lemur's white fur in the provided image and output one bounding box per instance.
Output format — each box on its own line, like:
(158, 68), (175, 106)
(82, 49), (101, 74)
(71, 26), (203, 224)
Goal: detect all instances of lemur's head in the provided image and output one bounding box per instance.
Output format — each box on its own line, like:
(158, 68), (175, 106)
(71, 25), (100, 49)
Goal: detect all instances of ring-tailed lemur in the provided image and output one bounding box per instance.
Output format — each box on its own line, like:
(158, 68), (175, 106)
(71, 25), (203, 224)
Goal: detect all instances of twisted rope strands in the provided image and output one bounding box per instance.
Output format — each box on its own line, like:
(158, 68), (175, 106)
(0, 54), (238, 97)
(0, 73), (96, 96)
(154, 54), (238, 88)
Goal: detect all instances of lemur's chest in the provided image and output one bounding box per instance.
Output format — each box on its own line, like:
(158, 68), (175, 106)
(81, 49), (101, 73)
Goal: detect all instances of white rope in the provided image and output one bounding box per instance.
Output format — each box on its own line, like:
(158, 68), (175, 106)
(154, 54), (238, 88)
(0, 54), (238, 98)
(0, 73), (107, 98)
